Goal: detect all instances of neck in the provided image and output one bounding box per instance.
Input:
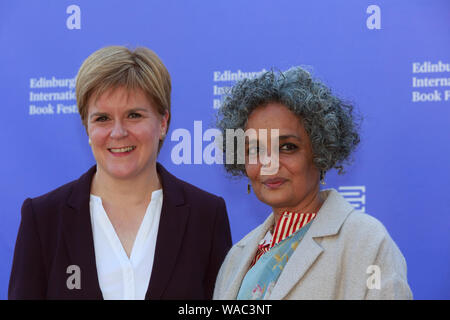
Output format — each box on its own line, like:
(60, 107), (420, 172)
(91, 164), (161, 208)
(272, 188), (324, 229)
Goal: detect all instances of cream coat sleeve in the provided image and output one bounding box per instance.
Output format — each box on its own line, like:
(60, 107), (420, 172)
(363, 227), (413, 299)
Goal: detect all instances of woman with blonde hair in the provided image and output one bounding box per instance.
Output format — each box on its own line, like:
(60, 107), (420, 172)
(9, 46), (231, 300)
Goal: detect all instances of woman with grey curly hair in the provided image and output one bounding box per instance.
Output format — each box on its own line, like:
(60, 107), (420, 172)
(213, 67), (412, 300)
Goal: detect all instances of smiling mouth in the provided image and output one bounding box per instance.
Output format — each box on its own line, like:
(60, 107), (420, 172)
(108, 146), (136, 153)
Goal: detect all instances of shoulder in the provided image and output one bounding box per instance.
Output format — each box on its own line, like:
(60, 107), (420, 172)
(158, 165), (230, 239)
(317, 189), (391, 245)
(335, 210), (406, 266)
(18, 176), (82, 254)
(341, 210), (390, 243)
(158, 163), (226, 209)
(26, 179), (76, 213)
(177, 176), (225, 206)
(22, 166), (94, 223)
(172, 176), (229, 231)
(343, 210), (387, 233)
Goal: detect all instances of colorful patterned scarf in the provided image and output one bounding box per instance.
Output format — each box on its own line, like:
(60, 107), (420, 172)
(237, 219), (313, 300)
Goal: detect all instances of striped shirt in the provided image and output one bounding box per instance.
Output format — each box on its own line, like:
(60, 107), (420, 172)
(249, 212), (316, 268)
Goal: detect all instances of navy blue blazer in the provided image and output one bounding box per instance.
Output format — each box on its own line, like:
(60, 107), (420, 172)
(9, 163), (232, 299)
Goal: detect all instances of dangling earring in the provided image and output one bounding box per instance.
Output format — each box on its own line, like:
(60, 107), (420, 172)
(247, 182), (251, 194)
(320, 170), (326, 185)
(88, 138), (92, 146)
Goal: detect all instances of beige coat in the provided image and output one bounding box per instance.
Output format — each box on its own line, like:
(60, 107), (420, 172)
(214, 189), (413, 300)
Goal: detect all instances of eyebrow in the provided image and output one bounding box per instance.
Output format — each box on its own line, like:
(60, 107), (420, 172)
(279, 134), (302, 141)
(246, 134), (302, 144)
(89, 112), (108, 120)
(128, 107), (151, 113)
(89, 108), (150, 120)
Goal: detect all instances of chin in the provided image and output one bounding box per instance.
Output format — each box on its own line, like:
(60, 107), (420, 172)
(256, 190), (293, 208)
(103, 164), (141, 180)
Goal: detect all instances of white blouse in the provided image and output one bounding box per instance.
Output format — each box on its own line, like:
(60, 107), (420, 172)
(89, 189), (163, 300)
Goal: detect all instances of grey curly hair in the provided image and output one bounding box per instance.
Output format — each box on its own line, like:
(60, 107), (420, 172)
(216, 66), (361, 177)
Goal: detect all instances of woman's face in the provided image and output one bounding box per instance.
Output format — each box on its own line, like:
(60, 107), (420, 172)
(245, 103), (320, 212)
(87, 86), (168, 180)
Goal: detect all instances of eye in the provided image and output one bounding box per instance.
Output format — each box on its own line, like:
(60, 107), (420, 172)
(95, 115), (109, 122)
(280, 143), (298, 151)
(128, 112), (142, 119)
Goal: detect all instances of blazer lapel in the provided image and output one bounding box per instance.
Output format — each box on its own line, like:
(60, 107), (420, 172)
(145, 163), (190, 299)
(268, 235), (323, 300)
(223, 214), (274, 299)
(269, 189), (354, 300)
(62, 165), (103, 299)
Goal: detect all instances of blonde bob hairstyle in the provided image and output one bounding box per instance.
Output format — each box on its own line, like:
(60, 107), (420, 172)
(76, 45), (171, 151)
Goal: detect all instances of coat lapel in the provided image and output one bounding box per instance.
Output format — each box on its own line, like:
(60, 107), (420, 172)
(145, 163), (190, 299)
(269, 189), (354, 300)
(223, 215), (274, 299)
(268, 235), (323, 300)
(63, 165), (103, 299)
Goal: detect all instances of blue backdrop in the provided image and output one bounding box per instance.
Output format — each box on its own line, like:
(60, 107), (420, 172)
(1, 0), (449, 299)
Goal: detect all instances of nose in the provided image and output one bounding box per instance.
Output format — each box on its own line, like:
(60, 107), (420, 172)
(110, 120), (128, 139)
(259, 132), (280, 175)
(259, 152), (271, 164)
(259, 153), (280, 175)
